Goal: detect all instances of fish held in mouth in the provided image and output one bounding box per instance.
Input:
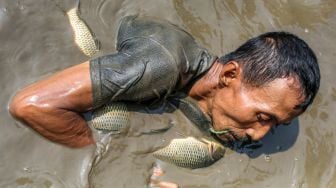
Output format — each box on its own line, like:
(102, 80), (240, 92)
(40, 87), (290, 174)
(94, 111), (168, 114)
(153, 137), (225, 169)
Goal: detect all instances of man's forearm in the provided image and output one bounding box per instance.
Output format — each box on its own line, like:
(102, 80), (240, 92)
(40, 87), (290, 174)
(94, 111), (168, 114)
(8, 61), (95, 147)
(9, 100), (94, 147)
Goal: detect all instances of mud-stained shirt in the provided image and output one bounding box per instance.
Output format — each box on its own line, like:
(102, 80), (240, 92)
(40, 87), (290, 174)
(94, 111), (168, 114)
(90, 15), (217, 109)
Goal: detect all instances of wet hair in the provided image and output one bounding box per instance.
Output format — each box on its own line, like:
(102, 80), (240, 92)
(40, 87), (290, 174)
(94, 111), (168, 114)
(218, 31), (320, 111)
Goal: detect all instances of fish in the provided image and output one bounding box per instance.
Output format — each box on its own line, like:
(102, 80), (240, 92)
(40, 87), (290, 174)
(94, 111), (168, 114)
(91, 102), (130, 132)
(91, 102), (174, 135)
(66, 0), (99, 57)
(153, 137), (225, 169)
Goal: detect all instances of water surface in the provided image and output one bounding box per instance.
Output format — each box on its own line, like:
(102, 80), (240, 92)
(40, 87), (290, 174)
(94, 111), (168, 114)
(1, 0), (335, 187)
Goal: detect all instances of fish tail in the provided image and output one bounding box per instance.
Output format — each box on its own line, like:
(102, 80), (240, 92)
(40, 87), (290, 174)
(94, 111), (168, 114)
(75, 0), (80, 10)
(95, 39), (101, 51)
(140, 123), (173, 135)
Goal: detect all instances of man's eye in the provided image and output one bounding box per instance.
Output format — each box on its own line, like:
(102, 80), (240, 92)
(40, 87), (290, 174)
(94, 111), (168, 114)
(257, 114), (271, 122)
(282, 122), (291, 126)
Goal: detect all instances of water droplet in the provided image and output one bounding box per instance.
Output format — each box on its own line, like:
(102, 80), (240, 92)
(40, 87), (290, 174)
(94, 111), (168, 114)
(291, 182), (298, 188)
(276, 145), (282, 150)
(304, 28), (309, 33)
(294, 157), (299, 161)
(23, 167), (32, 173)
(264, 155), (271, 162)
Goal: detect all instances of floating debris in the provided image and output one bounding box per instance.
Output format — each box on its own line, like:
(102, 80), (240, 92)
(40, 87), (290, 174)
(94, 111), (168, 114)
(264, 155), (271, 162)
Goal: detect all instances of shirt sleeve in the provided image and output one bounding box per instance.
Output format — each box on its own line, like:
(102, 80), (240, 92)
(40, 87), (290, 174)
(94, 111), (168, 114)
(90, 16), (216, 109)
(90, 38), (180, 109)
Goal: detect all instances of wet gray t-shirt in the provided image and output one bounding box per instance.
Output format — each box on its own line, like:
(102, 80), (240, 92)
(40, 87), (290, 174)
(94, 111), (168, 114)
(90, 15), (216, 109)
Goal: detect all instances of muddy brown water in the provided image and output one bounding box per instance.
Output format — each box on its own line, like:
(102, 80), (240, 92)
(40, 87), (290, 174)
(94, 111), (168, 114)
(1, 0), (335, 187)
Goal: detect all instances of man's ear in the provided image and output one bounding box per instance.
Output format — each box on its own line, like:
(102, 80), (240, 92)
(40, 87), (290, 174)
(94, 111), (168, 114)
(219, 61), (240, 86)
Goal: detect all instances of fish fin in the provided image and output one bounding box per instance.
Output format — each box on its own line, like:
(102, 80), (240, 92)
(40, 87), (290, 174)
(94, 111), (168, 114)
(174, 132), (188, 138)
(75, 0), (80, 10)
(140, 123), (173, 135)
(199, 138), (212, 144)
(95, 38), (101, 51)
(110, 131), (121, 135)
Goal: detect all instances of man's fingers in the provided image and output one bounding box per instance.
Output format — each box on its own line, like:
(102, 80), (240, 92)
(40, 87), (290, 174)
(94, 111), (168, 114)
(149, 163), (179, 188)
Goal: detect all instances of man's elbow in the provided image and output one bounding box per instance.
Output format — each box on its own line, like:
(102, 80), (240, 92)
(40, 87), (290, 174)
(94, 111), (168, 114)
(9, 91), (38, 123)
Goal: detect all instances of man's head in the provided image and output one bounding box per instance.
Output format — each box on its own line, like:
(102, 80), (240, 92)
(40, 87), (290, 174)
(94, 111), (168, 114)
(201, 31), (320, 143)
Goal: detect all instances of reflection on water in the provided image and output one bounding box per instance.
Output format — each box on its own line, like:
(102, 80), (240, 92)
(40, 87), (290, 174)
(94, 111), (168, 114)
(0, 0), (336, 187)
(304, 127), (334, 187)
(173, 0), (212, 47)
(262, 0), (336, 30)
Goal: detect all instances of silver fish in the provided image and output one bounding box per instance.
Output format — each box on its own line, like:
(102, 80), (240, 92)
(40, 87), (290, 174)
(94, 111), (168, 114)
(91, 102), (130, 132)
(153, 137), (225, 169)
(67, 0), (99, 57)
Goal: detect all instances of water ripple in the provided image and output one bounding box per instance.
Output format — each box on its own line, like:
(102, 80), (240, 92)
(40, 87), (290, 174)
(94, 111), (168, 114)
(96, 0), (108, 28)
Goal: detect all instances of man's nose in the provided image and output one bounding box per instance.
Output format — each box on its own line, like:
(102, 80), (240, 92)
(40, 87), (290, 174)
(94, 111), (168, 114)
(245, 123), (272, 141)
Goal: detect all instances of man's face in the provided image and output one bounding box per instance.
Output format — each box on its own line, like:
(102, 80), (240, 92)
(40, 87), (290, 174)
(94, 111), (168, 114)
(210, 75), (304, 143)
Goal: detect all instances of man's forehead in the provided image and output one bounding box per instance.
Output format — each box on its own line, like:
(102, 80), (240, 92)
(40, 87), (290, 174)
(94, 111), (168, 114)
(244, 77), (304, 119)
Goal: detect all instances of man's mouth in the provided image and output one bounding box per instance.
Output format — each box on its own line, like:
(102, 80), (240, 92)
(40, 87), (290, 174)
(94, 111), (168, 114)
(212, 128), (251, 144)
(210, 127), (262, 151)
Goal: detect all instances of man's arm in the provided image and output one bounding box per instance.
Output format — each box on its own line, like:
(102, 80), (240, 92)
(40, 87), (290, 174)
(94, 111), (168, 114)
(9, 61), (94, 148)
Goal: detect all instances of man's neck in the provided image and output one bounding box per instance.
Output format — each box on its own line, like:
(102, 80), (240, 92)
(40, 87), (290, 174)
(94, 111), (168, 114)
(188, 59), (223, 116)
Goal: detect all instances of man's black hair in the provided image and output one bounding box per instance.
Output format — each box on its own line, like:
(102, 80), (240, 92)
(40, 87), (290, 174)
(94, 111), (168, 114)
(218, 31), (320, 111)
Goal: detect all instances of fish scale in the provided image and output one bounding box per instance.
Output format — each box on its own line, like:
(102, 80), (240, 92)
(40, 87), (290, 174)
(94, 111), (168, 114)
(67, 5), (99, 57)
(153, 137), (224, 169)
(91, 103), (130, 132)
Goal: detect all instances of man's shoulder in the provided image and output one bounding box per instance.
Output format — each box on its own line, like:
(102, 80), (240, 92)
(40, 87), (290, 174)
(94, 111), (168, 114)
(116, 15), (195, 47)
(116, 15), (216, 84)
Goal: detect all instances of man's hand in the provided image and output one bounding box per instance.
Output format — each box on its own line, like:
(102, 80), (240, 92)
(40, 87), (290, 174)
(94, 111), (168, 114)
(149, 164), (179, 188)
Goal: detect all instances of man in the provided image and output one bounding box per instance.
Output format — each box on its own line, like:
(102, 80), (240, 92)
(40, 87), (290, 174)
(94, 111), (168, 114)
(9, 15), (320, 148)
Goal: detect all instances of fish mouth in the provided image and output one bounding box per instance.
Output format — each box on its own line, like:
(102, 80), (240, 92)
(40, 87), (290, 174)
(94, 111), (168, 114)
(208, 142), (225, 160)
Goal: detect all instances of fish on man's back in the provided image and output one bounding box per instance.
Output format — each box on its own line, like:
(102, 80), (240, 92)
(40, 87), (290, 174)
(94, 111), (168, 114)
(66, 0), (99, 57)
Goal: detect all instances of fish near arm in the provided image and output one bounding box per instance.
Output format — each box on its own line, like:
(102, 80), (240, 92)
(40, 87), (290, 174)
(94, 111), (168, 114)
(9, 61), (94, 148)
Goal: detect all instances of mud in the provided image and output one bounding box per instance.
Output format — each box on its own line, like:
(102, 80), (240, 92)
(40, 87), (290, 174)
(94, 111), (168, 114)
(1, 0), (335, 187)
